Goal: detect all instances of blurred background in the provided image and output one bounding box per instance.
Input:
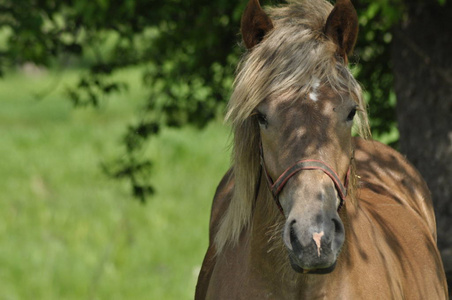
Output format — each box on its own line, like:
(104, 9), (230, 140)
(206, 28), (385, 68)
(0, 0), (450, 298)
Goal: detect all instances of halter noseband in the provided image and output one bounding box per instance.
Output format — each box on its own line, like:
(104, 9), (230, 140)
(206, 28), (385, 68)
(259, 143), (349, 215)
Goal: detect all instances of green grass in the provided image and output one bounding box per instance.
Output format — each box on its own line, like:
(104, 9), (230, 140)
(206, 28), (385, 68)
(0, 69), (231, 299)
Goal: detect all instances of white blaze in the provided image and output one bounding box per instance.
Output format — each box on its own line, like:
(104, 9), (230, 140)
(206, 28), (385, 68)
(309, 78), (321, 102)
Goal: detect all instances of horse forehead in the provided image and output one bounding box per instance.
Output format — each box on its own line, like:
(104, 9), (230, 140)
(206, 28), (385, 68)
(267, 84), (339, 116)
(308, 78), (321, 102)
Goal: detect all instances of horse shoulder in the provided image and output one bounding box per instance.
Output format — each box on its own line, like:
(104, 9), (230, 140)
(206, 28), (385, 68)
(349, 138), (448, 297)
(353, 137), (437, 240)
(195, 168), (234, 300)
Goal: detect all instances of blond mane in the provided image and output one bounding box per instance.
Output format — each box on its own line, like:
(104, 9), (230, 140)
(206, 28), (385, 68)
(215, 0), (370, 254)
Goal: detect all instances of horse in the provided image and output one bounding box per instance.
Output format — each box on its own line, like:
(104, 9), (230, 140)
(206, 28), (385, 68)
(195, 0), (449, 298)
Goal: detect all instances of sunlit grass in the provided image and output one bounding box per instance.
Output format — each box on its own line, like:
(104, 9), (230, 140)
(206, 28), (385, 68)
(0, 68), (230, 299)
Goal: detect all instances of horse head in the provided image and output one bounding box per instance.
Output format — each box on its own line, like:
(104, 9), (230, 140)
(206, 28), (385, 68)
(229, 0), (364, 273)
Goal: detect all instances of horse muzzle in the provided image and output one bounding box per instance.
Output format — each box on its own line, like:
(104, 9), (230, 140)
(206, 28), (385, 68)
(283, 210), (345, 273)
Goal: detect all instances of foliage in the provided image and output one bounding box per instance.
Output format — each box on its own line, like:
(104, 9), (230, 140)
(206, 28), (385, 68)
(0, 70), (230, 298)
(0, 0), (434, 201)
(353, 0), (401, 140)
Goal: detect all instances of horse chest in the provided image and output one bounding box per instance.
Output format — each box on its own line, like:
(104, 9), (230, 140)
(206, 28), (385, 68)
(206, 240), (347, 299)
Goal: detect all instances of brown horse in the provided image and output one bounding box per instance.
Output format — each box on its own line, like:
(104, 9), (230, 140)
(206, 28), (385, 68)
(196, 0), (449, 298)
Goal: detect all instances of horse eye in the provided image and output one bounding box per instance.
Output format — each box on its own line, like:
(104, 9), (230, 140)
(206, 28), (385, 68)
(256, 113), (268, 127)
(347, 107), (357, 122)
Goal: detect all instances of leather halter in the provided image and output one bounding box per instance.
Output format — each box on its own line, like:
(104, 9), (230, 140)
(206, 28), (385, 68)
(259, 143), (349, 215)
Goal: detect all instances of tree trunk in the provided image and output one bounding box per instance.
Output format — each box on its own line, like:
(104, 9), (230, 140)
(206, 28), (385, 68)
(392, 0), (452, 288)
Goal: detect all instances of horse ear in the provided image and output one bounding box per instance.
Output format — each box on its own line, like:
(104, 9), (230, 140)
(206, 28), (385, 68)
(241, 0), (274, 49)
(324, 0), (359, 63)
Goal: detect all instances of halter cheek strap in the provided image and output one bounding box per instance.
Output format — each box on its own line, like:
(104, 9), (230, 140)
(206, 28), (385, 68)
(259, 144), (349, 215)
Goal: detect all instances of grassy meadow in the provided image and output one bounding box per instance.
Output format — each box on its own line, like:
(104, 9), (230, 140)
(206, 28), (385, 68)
(0, 68), (231, 299)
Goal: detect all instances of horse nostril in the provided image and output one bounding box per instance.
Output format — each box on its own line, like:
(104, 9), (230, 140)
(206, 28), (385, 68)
(331, 217), (345, 254)
(331, 218), (344, 235)
(283, 219), (297, 251)
(332, 218), (343, 234)
(290, 223), (297, 244)
(289, 220), (304, 256)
